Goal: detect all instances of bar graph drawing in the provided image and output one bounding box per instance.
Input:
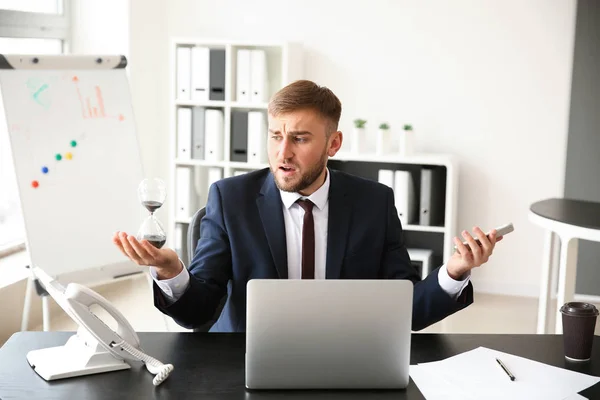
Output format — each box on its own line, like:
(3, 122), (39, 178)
(73, 76), (125, 121)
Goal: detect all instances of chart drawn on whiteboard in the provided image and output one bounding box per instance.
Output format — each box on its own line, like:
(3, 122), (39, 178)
(72, 76), (125, 121)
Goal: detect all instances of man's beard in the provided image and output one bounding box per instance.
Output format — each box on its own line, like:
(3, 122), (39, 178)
(271, 150), (328, 193)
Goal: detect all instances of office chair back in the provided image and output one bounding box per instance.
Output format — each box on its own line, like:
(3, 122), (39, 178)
(186, 207), (227, 332)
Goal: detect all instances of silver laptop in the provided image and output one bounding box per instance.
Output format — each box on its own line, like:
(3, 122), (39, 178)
(245, 279), (414, 389)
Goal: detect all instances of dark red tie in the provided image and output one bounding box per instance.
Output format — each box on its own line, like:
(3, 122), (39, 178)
(297, 199), (315, 279)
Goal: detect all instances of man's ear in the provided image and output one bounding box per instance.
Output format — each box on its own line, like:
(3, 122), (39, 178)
(327, 131), (343, 157)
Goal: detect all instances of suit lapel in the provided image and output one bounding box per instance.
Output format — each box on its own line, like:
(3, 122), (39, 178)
(326, 170), (351, 279)
(256, 173), (288, 279)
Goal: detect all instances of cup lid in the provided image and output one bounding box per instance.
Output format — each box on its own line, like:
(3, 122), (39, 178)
(560, 302), (599, 316)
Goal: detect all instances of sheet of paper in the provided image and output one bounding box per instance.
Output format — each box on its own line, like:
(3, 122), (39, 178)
(410, 347), (599, 400)
(410, 365), (475, 400)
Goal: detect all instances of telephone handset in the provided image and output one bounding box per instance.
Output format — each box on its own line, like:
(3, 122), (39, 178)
(26, 267), (173, 386)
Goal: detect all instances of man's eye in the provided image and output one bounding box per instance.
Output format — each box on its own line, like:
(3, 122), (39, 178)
(271, 136), (282, 141)
(295, 137), (307, 143)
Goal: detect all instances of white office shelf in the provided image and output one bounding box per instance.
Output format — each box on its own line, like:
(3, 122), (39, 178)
(332, 152), (456, 167)
(174, 159), (227, 167)
(169, 37), (459, 271)
(404, 225), (446, 233)
(231, 102), (268, 110)
(175, 100), (226, 108)
(169, 37), (304, 265)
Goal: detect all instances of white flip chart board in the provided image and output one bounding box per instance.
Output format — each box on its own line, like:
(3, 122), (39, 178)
(0, 55), (145, 282)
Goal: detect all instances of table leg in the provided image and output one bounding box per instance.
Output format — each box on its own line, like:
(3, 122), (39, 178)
(555, 237), (579, 334)
(537, 230), (554, 334)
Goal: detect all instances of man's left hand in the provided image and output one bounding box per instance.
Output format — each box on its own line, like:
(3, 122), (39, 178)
(447, 226), (503, 280)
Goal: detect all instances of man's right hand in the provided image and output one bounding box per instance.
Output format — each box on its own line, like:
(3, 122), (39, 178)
(112, 231), (183, 280)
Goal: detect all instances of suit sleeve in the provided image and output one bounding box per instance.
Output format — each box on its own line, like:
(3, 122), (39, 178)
(152, 183), (232, 329)
(380, 187), (473, 331)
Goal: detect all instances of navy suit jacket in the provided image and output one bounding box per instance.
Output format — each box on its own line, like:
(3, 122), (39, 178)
(154, 168), (473, 332)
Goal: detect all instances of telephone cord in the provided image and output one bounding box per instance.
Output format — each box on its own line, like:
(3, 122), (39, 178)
(112, 339), (174, 386)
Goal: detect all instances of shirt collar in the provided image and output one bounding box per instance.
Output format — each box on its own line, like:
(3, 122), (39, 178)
(279, 168), (330, 211)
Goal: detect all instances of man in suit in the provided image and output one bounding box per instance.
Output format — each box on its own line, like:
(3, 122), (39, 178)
(113, 80), (503, 332)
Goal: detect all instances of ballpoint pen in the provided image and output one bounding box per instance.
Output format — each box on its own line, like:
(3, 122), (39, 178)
(496, 358), (516, 381)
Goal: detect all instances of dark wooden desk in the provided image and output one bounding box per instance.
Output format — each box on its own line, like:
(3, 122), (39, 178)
(1, 332), (599, 399)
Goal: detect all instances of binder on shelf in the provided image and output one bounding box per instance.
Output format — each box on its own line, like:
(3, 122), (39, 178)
(377, 169), (394, 189)
(419, 167), (445, 226)
(250, 49), (268, 103)
(207, 167), (223, 193)
(191, 107), (205, 160)
(175, 167), (197, 221)
(419, 169), (432, 226)
(209, 48), (226, 101)
(407, 248), (434, 280)
(236, 49), (251, 103)
(247, 111), (267, 164)
(176, 46), (191, 101)
(176, 107), (192, 159)
(231, 110), (249, 162)
(204, 109), (224, 162)
(394, 170), (416, 227)
(190, 46), (209, 102)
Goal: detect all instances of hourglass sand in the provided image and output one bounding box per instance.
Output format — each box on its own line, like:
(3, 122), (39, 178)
(137, 178), (167, 249)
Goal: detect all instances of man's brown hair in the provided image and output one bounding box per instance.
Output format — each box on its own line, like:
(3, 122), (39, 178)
(268, 80), (342, 136)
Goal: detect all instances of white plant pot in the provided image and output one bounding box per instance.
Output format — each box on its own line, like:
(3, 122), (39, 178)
(376, 129), (391, 155)
(351, 127), (365, 154)
(399, 131), (415, 156)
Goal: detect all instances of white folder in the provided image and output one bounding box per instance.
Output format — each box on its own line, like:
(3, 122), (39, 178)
(207, 167), (223, 193)
(419, 169), (432, 226)
(204, 109), (224, 162)
(377, 169), (394, 189)
(247, 111), (267, 164)
(394, 170), (415, 227)
(175, 167), (196, 221)
(177, 107), (192, 159)
(250, 49), (268, 103)
(191, 46), (209, 102)
(176, 47), (191, 101)
(236, 49), (251, 103)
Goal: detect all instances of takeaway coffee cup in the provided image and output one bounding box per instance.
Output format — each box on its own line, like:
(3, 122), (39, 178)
(560, 302), (599, 361)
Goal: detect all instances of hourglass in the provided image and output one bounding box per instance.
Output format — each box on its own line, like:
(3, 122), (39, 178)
(136, 178), (167, 249)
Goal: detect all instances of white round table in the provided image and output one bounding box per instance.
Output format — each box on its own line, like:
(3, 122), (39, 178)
(529, 198), (600, 334)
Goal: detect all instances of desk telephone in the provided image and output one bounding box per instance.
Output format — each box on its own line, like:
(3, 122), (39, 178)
(26, 267), (173, 386)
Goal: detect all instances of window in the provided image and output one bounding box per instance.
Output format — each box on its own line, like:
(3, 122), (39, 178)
(0, 0), (63, 14)
(0, 1), (70, 256)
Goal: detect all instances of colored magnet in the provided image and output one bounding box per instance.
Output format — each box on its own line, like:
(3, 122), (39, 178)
(65, 152), (73, 160)
(55, 154), (62, 161)
(70, 140), (77, 147)
(41, 166), (49, 174)
(32, 180), (39, 188)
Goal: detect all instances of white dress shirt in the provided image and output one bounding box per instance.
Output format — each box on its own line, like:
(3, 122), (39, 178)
(152, 169), (470, 302)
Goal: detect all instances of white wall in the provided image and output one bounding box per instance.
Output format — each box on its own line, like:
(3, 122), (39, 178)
(129, 0), (577, 297)
(129, 0), (169, 222)
(69, 0), (129, 56)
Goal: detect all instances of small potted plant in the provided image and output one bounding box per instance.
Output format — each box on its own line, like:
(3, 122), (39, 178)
(399, 124), (414, 156)
(351, 119), (367, 154)
(376, 122), (391, 155)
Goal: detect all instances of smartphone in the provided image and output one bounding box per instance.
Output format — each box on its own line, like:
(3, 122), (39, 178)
(453, 222), (514, 251)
